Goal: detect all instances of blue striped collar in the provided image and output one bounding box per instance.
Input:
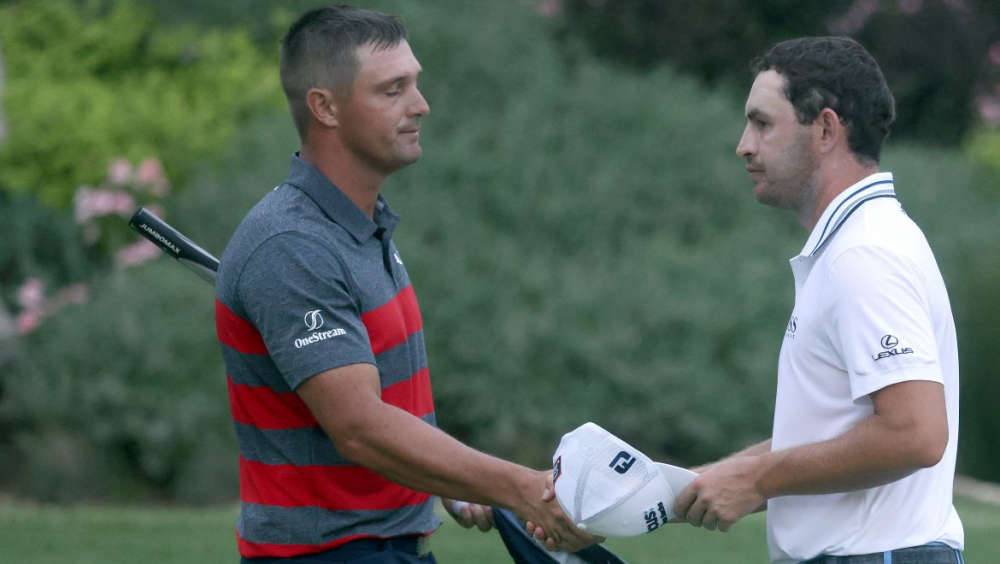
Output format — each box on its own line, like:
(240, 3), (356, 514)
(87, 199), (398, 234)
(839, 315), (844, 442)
(799, 172), (896, 258)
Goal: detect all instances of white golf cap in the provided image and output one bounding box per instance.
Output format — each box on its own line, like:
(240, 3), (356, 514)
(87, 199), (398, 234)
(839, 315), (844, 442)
(552, 422), (698, 537)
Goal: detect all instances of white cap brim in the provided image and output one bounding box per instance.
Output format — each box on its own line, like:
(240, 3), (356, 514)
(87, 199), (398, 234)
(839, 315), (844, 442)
(655, 463), (698, 495)
(654, 463), (698, 519)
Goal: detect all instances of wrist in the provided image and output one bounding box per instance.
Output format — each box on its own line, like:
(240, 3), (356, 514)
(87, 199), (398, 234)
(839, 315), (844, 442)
(508, 466), (543, 515)
(753, 452), (780, 500)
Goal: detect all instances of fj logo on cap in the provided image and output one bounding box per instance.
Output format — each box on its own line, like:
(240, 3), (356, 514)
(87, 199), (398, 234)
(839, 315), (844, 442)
(553, 456), (562, 485)
(610, 451), (636, 474)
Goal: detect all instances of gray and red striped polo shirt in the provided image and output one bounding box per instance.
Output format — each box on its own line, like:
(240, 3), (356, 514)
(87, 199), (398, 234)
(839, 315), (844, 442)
(215, 154), (440, 559)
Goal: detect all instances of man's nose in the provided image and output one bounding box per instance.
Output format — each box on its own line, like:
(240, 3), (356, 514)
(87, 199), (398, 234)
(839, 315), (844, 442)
(736, 125), (754, 158)
(410, 87), (430, 117)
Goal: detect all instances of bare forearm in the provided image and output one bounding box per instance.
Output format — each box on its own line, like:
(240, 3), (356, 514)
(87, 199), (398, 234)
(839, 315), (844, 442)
(296, 366), (599, 552)
(729, 439), (772, 459)
(673, 381), (948, 531)
(756, 415), (937, 498)
(694, 439), (772, 472)
(336, 401), (535, 511)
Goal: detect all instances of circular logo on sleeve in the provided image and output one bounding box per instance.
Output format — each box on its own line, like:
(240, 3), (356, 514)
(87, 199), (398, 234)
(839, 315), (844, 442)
(881, 334), (899, 349)
(304, 310), (324, 331)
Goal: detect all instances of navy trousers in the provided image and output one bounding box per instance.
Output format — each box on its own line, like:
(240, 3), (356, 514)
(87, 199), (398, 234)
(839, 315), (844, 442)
(240, 537), (436, 564)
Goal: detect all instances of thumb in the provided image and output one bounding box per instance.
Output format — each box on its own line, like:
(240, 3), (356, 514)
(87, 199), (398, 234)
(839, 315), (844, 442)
(542, 472), (555, 501)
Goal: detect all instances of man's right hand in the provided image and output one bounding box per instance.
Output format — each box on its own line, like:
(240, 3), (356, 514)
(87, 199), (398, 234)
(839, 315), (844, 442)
(518, 469), (604, 552)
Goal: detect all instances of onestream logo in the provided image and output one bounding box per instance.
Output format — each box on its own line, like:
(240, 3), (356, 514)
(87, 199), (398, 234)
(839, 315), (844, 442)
(294, 309), (346, 349)
(304, 310), (324, 331)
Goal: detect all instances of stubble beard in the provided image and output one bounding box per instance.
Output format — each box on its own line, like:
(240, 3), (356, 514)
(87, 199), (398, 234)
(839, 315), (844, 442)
(350, 134), (422, 176)
(755, 130), (819, 216)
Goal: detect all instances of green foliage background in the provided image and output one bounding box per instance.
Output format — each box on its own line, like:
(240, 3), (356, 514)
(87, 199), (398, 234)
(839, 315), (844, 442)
(0, 0), (997, 502)
(0, 0), (282, 209)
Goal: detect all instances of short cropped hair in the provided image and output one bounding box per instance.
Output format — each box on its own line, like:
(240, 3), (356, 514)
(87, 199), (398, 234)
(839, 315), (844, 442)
(753, 37), (895, 165)
(280, 4), (408, 137)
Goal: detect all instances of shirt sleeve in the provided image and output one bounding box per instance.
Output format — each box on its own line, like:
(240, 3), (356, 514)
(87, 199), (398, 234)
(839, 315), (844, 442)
(237, 231), (375, 390)
(823, 244), (943, 401)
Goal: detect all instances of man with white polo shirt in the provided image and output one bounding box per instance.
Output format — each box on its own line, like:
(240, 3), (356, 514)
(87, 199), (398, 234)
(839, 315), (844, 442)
(672, 37), (965, 563)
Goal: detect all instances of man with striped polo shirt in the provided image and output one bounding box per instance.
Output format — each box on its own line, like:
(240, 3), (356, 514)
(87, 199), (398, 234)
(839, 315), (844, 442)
(672, 38), (965, 563)
(215, 5), (597, 562)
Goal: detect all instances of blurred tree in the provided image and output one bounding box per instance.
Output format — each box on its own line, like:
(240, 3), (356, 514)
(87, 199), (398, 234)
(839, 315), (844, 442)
(1, 0), (996, 502)
(0, 43), (5, 144)
(850, 0), (997, 145)
(0, 0), (283, 209)
(556, 0), (849, 86)
(557, 0), (1000, 145)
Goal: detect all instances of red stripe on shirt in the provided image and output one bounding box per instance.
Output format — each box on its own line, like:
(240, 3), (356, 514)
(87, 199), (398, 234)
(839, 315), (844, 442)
(228, 375), (317, 429)
(239, 456), (431, 512)
(381, 368), (434, 418)
(227, 367), (432, 430)
(361, 285), (422, 355)
(216, 299), (268, 354)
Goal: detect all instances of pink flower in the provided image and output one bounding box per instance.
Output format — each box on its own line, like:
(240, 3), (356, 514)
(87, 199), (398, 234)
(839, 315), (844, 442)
(897, 0), (922, 15)
(990, 42), (1000, 67)
(976, 94), (1000, 127)
(108, 158), (134, 186)
(116, 239), (162, 268)
(74, 187), (106, 223)
(137, 158), (163, 183)
(829, 0), (880, 34)
(74, 186), (96, 223)
(16, 311), (40, 334)
(113, 191), (136, 216)
(55, 283), (89, 306)
(74, 187), (135, 222)
(137, 158), (170, 197)
(17, 278), (45, 311)
(536, 0), (562, 17)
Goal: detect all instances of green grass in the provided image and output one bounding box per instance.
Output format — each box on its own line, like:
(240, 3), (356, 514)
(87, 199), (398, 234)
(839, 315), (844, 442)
(1, 496), (997, 563)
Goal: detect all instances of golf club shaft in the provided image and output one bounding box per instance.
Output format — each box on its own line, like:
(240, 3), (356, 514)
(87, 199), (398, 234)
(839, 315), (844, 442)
(127, 206), (219, 285)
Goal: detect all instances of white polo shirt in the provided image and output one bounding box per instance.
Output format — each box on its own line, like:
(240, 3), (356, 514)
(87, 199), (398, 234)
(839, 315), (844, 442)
(766, 172), (964, 563)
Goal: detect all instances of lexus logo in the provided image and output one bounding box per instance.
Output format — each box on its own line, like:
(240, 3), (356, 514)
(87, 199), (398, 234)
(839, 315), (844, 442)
(304, 310), (324, 331)
(881, 335), (899, 350)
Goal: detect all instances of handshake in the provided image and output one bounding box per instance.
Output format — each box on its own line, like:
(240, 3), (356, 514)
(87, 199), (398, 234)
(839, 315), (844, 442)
(549, 422), (699, 537)
(452, 423), (700, 564)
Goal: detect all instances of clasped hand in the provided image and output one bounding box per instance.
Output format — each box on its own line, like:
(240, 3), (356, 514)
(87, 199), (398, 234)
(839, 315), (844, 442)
(671, 456), (766, 532)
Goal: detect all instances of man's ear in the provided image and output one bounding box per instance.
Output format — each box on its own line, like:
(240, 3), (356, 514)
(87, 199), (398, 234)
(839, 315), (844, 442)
(817, 107), (844, 154)
(306, 88), (340, 128)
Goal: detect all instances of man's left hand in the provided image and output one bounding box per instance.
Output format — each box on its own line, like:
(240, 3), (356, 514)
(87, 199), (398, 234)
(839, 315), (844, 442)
(672, 456), (766, 532)
(442, 498), (495, 532)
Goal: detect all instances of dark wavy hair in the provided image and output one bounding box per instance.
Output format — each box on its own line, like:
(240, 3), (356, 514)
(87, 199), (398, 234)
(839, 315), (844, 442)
(753, 37), (895, 165)
(280, 4), (408, 137)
